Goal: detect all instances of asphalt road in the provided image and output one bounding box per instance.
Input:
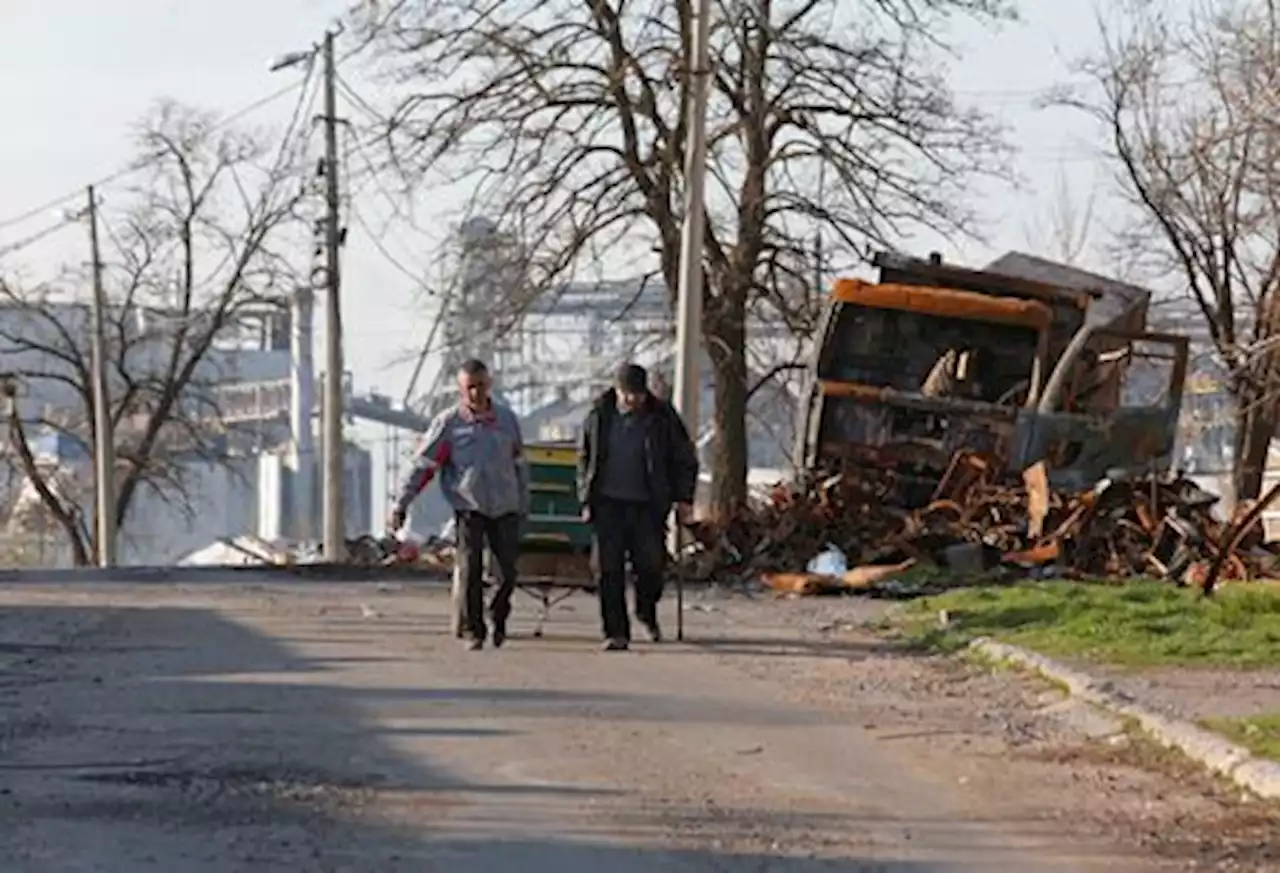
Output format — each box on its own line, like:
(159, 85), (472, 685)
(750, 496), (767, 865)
(0, 582), (1268, 872)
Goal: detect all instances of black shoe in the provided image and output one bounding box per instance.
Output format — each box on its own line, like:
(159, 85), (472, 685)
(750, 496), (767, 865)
(602, 638), (629, 652)
(464, 637), (484, 651)
(492, 623), (507, 649)
(640, 620), (662, 643)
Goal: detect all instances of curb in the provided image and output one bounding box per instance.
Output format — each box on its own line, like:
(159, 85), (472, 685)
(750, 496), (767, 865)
(971, 638), (1280, 801)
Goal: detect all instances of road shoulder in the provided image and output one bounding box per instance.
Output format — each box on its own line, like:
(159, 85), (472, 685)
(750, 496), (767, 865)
(705, 592), (1280, 870)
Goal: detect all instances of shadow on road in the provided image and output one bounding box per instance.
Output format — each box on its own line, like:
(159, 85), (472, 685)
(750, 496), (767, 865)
(372, 838), (956, 871)
(0, 600), (981, 872)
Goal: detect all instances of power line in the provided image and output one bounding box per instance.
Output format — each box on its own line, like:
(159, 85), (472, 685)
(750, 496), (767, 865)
(0, 38), (369, 235)
(336, 75), (436, 242)
(0, 215), (80, 261)
(335, 74), (385, 126)
(269, 55), (322, 173)
(349, 201), (429, 288)
(333, 77), (440, 294)
(0, 82), (310, 234)
(3, 69), (327, 273)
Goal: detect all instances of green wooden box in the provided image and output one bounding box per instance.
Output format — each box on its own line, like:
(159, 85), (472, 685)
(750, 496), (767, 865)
(522, 441), (590, 552)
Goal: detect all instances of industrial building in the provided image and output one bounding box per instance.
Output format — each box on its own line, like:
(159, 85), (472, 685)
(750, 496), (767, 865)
(0, 296), (376, 567)
(383, 217), (810, 534)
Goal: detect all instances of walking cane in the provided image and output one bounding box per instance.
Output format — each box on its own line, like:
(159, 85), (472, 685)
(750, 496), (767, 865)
(676, 530), (685, 642)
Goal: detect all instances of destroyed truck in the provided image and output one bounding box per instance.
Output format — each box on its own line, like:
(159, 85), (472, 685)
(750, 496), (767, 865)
(795, 251), (1190, 504)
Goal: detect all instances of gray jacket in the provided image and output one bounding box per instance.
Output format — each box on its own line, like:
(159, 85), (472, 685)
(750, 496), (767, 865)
(396, 401), (530, 519)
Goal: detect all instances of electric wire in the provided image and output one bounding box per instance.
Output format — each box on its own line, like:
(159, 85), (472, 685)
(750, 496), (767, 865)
(2, 55), (325, 272)
(0, 36), (367, 235)
(335, 75), (435, 244)
(333, 69), (451, 407)
(0, 82), (309, 234)
(334, 73), (443, 323)
(0, 216), (80, 261)
(348, 202), (427, 288)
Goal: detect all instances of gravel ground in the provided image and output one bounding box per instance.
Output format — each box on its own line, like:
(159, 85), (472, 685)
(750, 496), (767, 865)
(0, 581), (1274, 872)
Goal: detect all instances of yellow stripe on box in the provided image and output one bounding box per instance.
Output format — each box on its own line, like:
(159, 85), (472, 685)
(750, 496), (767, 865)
(525, 513), (584, 524)
(526, 445), (578, 465)
(524, 530), (571, 538)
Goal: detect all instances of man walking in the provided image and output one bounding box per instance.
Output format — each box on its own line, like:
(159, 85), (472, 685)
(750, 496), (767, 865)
(577, 363), (699, 651)
(389, 359), (529, 650)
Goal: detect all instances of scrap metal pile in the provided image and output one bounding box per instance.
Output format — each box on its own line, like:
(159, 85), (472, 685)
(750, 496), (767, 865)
(681, 450), (1280, 596)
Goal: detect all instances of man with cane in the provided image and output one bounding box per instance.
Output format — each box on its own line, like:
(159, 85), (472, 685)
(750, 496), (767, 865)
(577, 363), (700, 651)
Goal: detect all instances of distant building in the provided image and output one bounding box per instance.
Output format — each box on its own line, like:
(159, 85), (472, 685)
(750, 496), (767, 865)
(0, 298), (374, 566)
(4, 431), (372, 567)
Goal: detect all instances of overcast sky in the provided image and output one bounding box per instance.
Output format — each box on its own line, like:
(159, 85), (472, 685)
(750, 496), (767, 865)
(0, 0), (1124, 501)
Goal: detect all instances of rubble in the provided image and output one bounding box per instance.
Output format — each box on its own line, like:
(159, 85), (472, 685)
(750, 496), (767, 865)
(678, 450), (1280, 597)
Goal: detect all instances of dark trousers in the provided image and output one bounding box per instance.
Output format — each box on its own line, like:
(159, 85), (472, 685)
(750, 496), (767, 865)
(590, 498), (665, 641)
(453, 511), (520, 641)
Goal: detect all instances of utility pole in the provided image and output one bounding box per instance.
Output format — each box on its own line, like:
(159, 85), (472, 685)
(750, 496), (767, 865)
(320, 30), (346, 561)
(289, 283), (315, 543)
(670, 0), (714, 641)
(86, 186), (117, 567)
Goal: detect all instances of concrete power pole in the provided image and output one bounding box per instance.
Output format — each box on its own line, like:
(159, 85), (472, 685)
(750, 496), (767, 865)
(86, 185), (117, 567)
(289, 284), (315, 542)
(670, 0), (714, 641)
(320, 30), (346, 560)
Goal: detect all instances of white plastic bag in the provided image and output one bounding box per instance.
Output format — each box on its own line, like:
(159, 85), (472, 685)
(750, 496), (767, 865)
(806, 543), (847, 576)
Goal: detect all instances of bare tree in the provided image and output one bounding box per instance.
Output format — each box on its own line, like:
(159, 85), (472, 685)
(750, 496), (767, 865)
(355, 0), (1013, 516)
(0, 101), (308, 565)
(1022, 163), (1098, 267)
(1055, 0), (1280, 499)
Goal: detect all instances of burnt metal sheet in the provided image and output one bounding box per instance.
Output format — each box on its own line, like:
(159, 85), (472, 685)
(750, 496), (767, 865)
(872, 251), (1094, 308)
(1009, 406), (1180, 490)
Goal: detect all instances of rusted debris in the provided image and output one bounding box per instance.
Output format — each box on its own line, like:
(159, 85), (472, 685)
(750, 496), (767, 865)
(681, 453), (1280, 596)
(1200, 478), (1280, 596)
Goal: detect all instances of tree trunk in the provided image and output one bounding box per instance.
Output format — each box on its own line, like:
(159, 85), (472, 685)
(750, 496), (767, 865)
(6, 412), (92, 567)
(704, 292), (749, 521)
(71, 534), (91, 567)
(1234, 385), (1278, 502)
(1232, 333), (1280, 503)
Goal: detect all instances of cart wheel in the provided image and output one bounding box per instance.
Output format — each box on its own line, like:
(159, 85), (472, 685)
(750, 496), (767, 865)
(533, 628), (544, 638)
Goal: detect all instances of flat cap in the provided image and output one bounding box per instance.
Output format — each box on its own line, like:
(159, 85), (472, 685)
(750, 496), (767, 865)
(613, 363), (648, 394)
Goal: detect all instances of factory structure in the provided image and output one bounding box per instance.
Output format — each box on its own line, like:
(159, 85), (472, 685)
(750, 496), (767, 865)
(386, 217), (808, 537)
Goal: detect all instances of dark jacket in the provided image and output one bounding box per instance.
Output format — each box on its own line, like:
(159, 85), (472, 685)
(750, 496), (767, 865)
(577, 389), (699, 518)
